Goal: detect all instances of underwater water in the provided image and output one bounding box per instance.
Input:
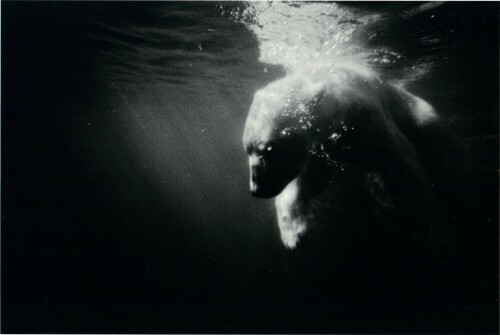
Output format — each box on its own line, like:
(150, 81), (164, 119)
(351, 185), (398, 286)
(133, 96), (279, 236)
(2, 2), (498, 333)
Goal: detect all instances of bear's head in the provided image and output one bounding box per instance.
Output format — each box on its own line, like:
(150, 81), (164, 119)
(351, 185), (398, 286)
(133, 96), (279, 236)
(243, 74), (326, 198)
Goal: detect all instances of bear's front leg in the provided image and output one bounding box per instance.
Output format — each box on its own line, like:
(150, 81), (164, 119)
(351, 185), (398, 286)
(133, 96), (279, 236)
(275, 178), (311, 249)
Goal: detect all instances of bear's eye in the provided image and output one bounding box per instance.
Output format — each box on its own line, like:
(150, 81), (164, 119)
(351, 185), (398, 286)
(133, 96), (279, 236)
(254, 141), (278, 157)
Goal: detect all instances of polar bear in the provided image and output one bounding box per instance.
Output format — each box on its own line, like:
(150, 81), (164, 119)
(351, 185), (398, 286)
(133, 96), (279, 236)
(243, 63), (473, 249)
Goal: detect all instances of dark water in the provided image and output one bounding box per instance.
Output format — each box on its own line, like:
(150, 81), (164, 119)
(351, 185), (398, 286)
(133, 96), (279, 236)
(2, 2), (498, 333)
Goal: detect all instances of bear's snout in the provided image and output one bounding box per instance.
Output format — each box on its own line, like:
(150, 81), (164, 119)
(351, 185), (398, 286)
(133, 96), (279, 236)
(249, 170), (284, 199)
(249, 168), (271, 198)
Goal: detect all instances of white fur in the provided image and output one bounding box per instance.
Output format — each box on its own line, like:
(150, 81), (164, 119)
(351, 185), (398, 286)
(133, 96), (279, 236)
(275, 179), (309, 249)
(411, 95), (437, 126)
(245, 66), (440, 249)
(395, 85), (438, 126)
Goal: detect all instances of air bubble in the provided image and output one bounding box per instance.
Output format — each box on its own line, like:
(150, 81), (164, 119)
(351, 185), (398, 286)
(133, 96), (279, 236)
(330, 133), (341, 141)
